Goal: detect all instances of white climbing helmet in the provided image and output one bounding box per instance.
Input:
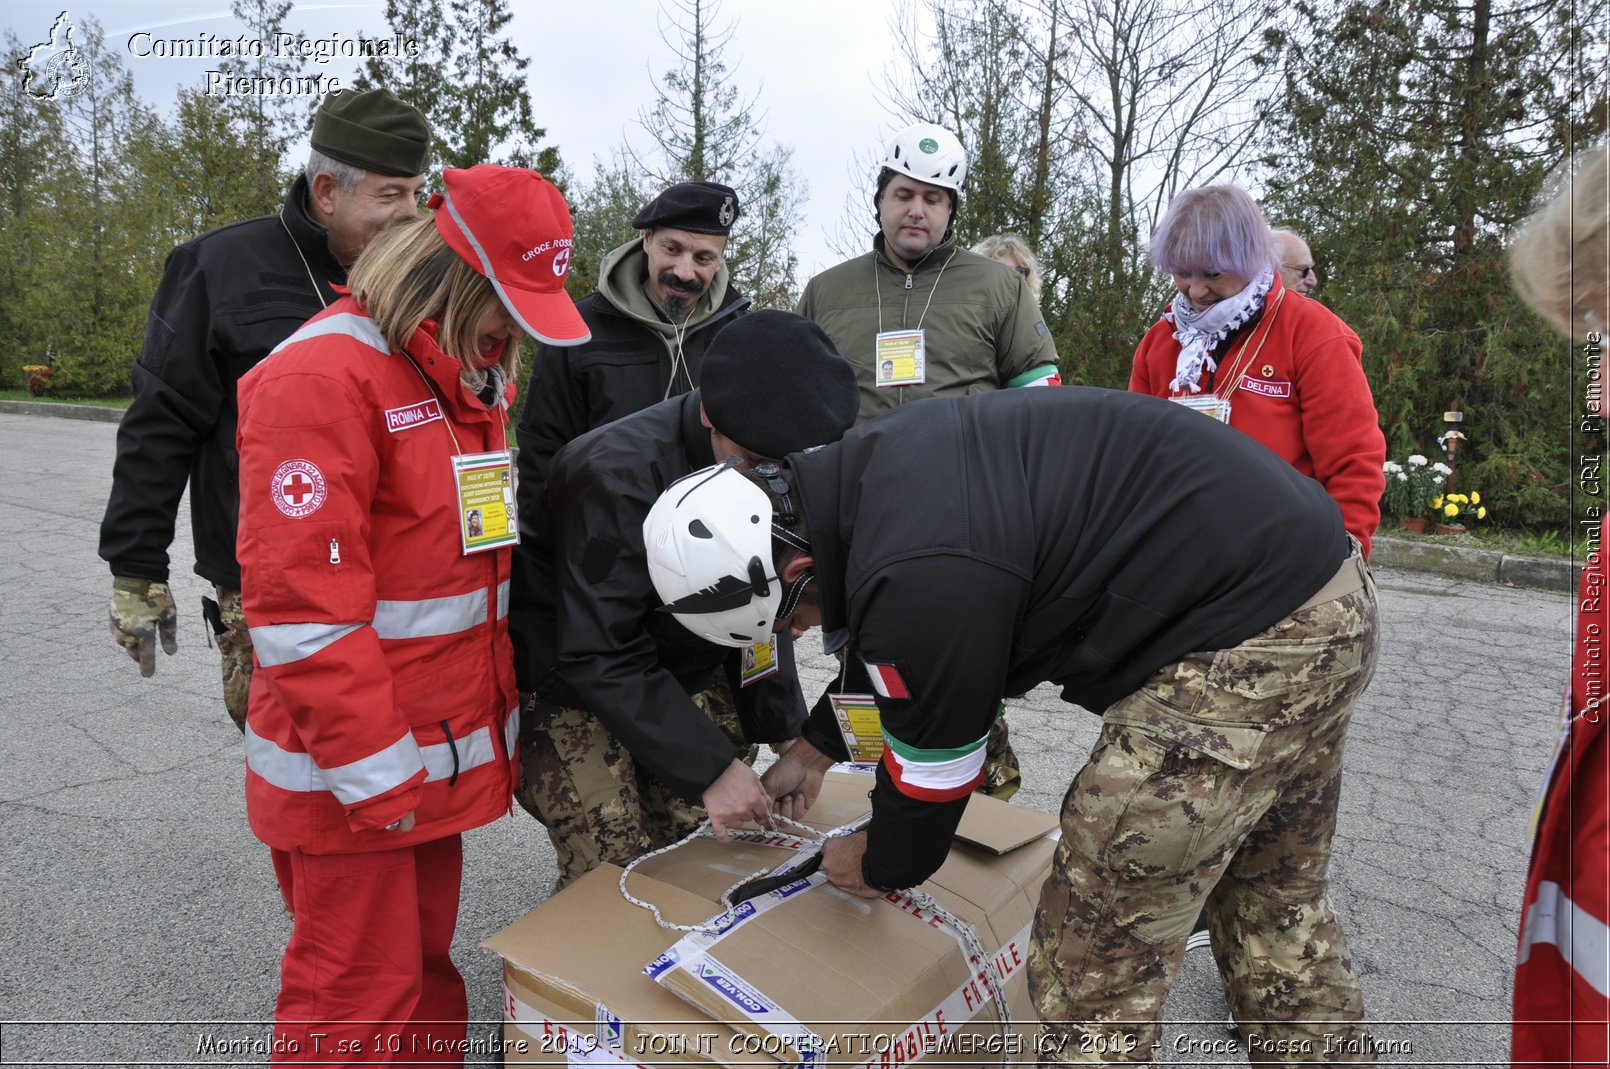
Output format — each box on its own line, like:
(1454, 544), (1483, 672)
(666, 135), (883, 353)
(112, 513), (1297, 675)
(881, 122), (968, 192)
(644, 461), (781, 648)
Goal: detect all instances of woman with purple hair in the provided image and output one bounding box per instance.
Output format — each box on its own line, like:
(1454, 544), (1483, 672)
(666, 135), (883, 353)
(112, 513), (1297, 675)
(1129, 184), (1386, 556)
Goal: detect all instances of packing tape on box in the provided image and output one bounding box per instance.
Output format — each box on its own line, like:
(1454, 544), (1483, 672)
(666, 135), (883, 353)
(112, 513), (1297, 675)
(645, 867), (1021, 1067)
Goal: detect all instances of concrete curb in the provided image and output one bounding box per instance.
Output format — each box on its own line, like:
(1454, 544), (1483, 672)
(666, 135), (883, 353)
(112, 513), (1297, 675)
(0, 399), (124, 423)
(0, 399), (1581, 592)
(1371, 535), (1579, 592)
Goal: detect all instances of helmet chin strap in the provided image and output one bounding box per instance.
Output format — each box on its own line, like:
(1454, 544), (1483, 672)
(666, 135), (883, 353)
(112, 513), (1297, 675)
(775, 570), (814, 621)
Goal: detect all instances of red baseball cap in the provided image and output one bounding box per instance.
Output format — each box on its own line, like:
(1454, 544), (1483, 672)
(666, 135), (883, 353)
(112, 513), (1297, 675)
(430, 165), (591, 346)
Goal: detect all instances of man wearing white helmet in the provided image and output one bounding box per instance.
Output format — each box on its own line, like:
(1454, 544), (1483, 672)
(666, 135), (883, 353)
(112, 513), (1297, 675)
(798, 122), (1061, 419)
(797, 122), (1063, 799)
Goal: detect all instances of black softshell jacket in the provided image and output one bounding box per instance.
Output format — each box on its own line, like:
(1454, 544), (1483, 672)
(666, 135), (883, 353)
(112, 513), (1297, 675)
(790, 388), (1348, 890)
(509, 392), (807, 799)
(100, 176), (343, 588)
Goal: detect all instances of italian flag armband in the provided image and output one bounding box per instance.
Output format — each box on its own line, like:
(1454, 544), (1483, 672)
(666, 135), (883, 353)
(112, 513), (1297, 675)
(1006, 365), (1061, 388)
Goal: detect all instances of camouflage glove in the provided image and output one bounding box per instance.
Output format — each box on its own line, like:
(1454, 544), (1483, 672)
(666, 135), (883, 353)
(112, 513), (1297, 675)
(110, 575), (178, 677)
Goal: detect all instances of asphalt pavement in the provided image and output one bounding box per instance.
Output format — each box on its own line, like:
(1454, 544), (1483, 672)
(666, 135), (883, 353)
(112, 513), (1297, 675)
(0, 410), (1573, 1067)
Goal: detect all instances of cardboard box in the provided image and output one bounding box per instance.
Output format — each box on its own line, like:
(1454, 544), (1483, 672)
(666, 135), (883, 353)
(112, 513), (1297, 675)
(483, 770), (1057, 1067)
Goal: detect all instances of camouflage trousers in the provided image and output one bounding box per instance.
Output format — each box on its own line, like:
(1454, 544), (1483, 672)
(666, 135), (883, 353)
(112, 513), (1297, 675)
(982, 704), (1022, 800)
(515, 677), (758, 892)
(1030, 552), (1380, 1066)
(208, 586), (252, 733)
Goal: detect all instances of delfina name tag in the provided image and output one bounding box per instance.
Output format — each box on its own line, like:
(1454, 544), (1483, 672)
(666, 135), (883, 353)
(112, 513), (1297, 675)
(1171, 393), (1232, 423)
(453, 450), (518, 555)
(874, 329), (925, 387)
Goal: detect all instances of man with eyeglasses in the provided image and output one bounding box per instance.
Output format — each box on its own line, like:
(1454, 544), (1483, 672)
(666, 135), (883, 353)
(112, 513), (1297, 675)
(1273, 228), (1319, 296)
(100, 89), (431, 733)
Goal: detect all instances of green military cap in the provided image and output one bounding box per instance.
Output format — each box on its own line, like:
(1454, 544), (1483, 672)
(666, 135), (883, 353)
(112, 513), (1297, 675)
(311, 88), (431, 177)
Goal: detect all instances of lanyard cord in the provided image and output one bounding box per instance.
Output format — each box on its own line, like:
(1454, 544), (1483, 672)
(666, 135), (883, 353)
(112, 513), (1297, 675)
(662, 313), (692, 401)
(875, 248), (956, 335)
(1210, 287), (1287, 400)
(279, 212), (329, 311)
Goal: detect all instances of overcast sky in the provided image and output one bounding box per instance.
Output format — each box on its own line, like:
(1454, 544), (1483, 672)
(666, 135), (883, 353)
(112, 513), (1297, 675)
(7, 0), (916, 278)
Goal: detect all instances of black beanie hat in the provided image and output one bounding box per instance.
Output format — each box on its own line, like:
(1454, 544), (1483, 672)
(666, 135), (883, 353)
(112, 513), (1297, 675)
(311, 89), (432, 177)
(700, 310), (859, 459)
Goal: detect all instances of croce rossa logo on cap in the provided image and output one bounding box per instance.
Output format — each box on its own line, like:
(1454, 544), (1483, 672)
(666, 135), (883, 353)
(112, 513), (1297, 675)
(520, 237), (573, 278)
(919, 137), (939, 154)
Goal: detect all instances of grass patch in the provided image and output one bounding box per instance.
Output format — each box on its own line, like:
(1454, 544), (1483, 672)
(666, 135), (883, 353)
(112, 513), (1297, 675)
(1380, 522), (1583, 559)
(0, 390), (133, 409)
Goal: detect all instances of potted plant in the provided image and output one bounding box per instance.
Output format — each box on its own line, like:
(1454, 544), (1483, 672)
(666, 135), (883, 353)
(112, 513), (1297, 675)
(1381, 455), (1450, 533)
(21, 363), (52, 396)
(1431, 491), (1487, 535)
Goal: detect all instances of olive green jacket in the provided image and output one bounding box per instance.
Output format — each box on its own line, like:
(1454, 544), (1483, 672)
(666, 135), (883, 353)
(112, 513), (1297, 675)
(797, 234), (1060, 422)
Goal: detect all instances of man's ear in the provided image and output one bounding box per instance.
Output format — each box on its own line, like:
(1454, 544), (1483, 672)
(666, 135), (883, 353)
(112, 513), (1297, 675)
(781, 554), (815, 583)
(310, 171), (339, 219)
(698, 400), (713, 430)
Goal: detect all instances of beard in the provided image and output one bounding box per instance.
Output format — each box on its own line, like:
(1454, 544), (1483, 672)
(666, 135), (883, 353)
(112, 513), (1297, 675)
(658, 270), (705, 321)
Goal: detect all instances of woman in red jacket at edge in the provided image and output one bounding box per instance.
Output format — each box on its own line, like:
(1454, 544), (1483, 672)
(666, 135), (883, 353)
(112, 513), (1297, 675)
(1129, 184), (1386, 557)
(1510, 143), (1609, 1068)
(235, 165), (588, 1065)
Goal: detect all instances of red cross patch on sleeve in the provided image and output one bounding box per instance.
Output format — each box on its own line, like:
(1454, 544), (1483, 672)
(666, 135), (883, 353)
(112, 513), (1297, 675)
(270, 458), (327, 519)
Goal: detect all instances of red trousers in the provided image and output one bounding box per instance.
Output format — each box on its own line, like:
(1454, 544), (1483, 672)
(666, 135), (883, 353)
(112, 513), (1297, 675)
(271, 835), (468, 1066)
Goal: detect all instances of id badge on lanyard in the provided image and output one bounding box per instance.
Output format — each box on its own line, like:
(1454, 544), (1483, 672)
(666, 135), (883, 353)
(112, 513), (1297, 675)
(739, 635), (780, 686)
(453, 450), (518, 555)
(1171, 393), (1233, 423)
(874, 329), (925, 387)
(828, 693), (884, 762)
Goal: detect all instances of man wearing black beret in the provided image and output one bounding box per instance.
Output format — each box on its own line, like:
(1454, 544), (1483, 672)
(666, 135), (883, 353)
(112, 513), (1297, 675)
(100, 89), (432, 735)
(511, 181), (747, 548)
(509, 310), (858, 888)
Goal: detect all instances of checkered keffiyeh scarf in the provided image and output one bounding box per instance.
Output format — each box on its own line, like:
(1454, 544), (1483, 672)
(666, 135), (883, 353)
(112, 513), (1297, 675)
(1163, 267), (1273, 394)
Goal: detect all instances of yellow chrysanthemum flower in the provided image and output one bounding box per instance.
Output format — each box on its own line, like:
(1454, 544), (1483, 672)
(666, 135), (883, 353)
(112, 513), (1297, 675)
(1477, 506), (1487, 519)
(1444, 503), (1458, 517)
(1431, 496), (1443, 509)
(1471, 492), (1481, 504)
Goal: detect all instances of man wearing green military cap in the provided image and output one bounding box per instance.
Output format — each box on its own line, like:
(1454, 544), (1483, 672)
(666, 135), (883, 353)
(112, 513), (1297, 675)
(100, 89), (432, 734)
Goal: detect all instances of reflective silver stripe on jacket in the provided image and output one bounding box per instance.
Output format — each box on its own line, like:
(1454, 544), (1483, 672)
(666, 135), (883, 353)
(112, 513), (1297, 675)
(246, 726), (425, 805)
(373, 580), (510, 639)
(252, 581), (510, 666)
(1518, 879), (1610, 996)
(268, 311), (389, 357)
(251, 622), (362, 668)
(245, 709), (517, 803)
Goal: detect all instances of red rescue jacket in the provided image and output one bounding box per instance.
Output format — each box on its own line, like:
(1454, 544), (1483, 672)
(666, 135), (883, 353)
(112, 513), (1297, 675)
(236, 298), (519, 854)
(1513, 556), (1609, 1066)
(1129, 274), (1386, 557)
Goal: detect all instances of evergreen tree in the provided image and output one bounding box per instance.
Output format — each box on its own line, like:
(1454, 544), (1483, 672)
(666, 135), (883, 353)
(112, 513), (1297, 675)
(226, 0), (301, 208)
(1262, 0), (1606, 529)
(355, 0), (561, 178)
(590, 0), (806, 308)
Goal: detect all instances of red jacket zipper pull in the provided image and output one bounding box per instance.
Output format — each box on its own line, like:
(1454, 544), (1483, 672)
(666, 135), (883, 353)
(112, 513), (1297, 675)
(329, 538), (341, 565)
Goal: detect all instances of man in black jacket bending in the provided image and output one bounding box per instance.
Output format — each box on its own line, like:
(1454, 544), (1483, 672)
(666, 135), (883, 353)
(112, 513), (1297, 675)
(99, 89), (432, 732)
(510, 311), (857, 890)
(645, 388), (1382, 1064)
